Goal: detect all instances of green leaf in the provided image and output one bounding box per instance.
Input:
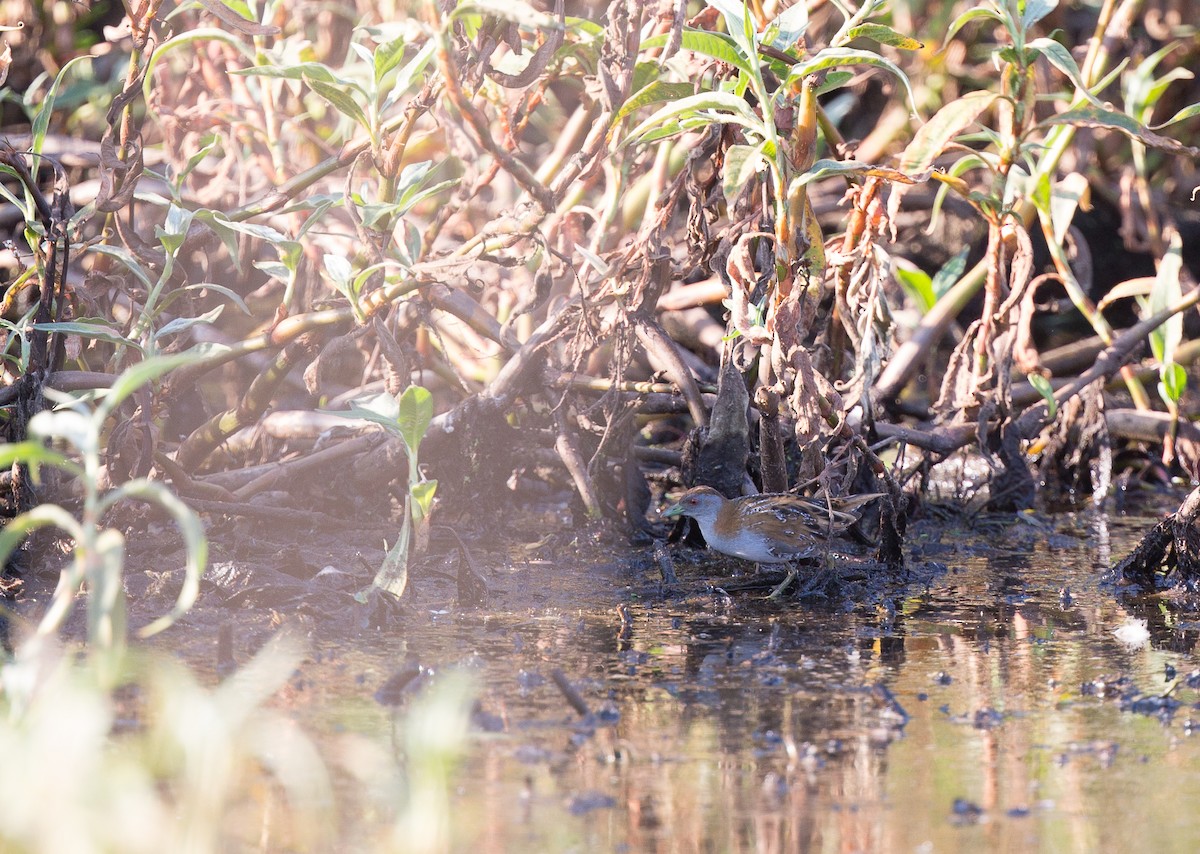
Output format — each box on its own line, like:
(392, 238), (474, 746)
(157, 204), (195, 257)
(86, 244), (156, 291)
(1027, 37), (1104, 107)
(121, 479), (209, 639)
(792, 158), (931, 188)
(1149, 231), (1183, 364)
(323, 254), (359, 313)
(176, 135), (222, 186)
(1028, 373), (1057, 419)
(182, 281), (252, 316)
(0, 164), (34, 219)
(564, 16), (604, 38)
(373, 34), (409, 84)
(98, 352), (204, 421)
(349, 39), (376, 73)
(372, 526), (410, 599)
(898, 90), (1000, 173)
(894, 264), (935, 312)
(337, 393), (403, 432)
(208, 212), (291, 245)
(254, 261), (290, 280)
(1097, 276), (1155, 312)
(1145, 69), (1194, 118)
(30, 55), (93, 180)
(1040, 105), (1200, 156)
(351, 261), (397, 298)
(628, 60), (661, 96)
(235, 61), (343, 83)
(642, 28), (754, 75)
(785, 47), (918, 115)
(237, 63), (371, 130)
(383, 40), (436, 111)
(1160, 361), (1187, 405)
(1047, 172), (1089, 246)
(723, 143), (765, 203)
(1021, 0), (1058, 28)
(1122, 42), (1179, 119)
(766, 2), (808, 50)
(291, 196), (341, 227)
(397, 180), (457, 217)
(197, 214), (241, 269)
(945, 6), (1004, 45)
(0, 440), (74, 472)
(1002, 162), (1032, 210)
(0, 505), (86, 576)
(396, 384), (433, 455)
(1124, 42), (1192, 122)
(400, 220), (422, 265)
(356, 201), (403, 230)
(154, 305), (225, 341)
(706, 0), (755, 55)
(411, 479), (438, 518)
(636, 122), (686, 144)
(308, 78), (372, 134)
(393, 160), (434, 201)
(1152, 101), (1200, 128)
(198, 211), (295, 274)
(844, 23), (923, 50)
(29, 409), (95, 454)
(575, 243), (610, 276)
(614, 80), (698, 124)
(198, 0), (267, 29)
(931, 247), (970, 300)
(814, 70), (854, 96)
(623, 90), (761, 147)
(33, 320), (141, 350)
(1089, 57), (1130, 96)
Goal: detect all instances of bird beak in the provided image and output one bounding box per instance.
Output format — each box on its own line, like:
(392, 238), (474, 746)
(661, 500), (685, 519)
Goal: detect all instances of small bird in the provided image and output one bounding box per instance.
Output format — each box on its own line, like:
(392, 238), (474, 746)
(662, 485), (876, 595)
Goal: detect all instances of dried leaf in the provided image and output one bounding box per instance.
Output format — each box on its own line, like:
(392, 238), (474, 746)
(724, 232), (774, 344)
(195, 0), (281, 35)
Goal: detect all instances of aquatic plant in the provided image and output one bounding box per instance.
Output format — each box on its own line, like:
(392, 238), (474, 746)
(0, 355), (207, 660)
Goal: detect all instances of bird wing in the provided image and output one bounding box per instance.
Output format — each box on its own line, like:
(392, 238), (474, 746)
(741, 494), (861, 533)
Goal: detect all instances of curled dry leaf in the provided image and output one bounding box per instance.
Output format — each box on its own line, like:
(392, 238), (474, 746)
(724, 232), (775, 345)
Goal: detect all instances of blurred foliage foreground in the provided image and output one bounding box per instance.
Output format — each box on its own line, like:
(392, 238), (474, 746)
(1, 0), (1200, 846)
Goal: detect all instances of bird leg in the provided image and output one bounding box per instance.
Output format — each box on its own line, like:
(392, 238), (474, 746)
(767, 565), (799, 600)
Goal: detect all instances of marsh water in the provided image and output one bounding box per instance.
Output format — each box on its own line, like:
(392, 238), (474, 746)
(208, 499), (1200, 853)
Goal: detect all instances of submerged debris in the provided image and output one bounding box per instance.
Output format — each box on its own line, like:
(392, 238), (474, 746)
(950, 797), (985, 825)
(566, 792), (617, 816)
(1113, 617), (1150, 648)
(1081, 673), (1182, 723)
(1114, 486), (1200, 594)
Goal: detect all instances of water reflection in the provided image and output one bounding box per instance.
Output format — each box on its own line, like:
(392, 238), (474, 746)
(283, 507), (1200, 852)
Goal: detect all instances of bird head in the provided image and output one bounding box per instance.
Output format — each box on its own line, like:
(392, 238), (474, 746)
(661, 486), (727, 526)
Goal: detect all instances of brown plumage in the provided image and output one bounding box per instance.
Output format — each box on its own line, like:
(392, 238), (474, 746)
(662, 485), (874, 563)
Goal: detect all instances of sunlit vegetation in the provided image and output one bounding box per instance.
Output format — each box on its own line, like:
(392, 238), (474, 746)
(0, 0), (1199, 847)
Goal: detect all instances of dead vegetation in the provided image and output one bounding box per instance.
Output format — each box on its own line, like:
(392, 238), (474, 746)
(2, 0), (1200, 598)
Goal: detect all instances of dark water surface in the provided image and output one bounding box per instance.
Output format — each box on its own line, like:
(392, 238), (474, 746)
(272, 505), (1200, 853)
